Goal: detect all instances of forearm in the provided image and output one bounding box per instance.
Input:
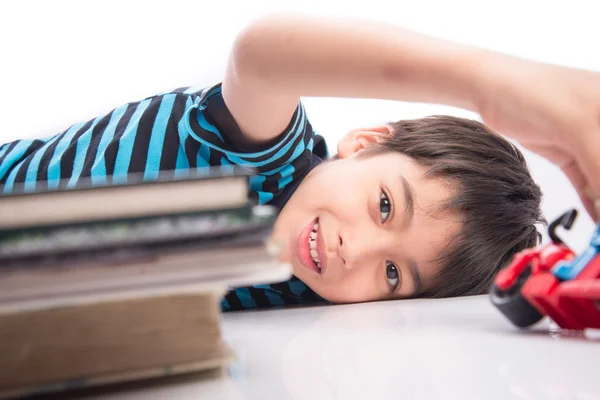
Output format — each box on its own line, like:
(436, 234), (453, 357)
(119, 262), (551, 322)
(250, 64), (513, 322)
(228, 13), (494, 113)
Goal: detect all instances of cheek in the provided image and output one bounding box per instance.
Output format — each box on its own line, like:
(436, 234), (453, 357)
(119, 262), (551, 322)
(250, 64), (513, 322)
(300, 163), (370, 213)
(310, 269), (382, 304)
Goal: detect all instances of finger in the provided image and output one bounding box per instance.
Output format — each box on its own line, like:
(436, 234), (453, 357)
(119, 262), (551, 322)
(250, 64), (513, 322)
(572, 129), (600, 209)
(579, 187), (598, 222)
(582, 186), (600, 222)
(561, 160), (598, 221)
(524, 143), (598, 220)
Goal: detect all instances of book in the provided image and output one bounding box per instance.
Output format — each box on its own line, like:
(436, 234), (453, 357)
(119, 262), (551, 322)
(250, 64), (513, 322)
(0, 221), (289, 398)
(0, 205), (272, 265)
(0, 171), (289, 398)
(0, 168), (250, 231)
(0, 291), (233, 399)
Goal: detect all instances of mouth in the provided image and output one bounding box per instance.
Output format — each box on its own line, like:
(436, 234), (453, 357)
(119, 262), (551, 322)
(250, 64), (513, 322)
(297, 217), (323, 274)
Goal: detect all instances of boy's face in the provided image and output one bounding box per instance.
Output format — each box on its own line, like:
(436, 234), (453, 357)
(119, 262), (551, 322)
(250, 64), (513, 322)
(272, 126), (461, 303)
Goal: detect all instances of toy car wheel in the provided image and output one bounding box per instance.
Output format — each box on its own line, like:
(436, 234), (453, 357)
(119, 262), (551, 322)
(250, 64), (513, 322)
(490, 265), (544, 328)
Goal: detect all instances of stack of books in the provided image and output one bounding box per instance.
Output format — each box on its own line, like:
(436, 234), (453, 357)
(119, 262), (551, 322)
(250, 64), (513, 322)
(0, 169), (289, 398)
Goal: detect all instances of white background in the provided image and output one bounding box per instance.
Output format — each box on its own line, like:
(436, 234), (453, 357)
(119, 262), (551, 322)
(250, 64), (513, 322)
(1, 0), (599, 249)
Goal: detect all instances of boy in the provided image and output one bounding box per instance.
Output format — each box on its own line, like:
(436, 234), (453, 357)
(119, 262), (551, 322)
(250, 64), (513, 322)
(1, 14), (599, 311)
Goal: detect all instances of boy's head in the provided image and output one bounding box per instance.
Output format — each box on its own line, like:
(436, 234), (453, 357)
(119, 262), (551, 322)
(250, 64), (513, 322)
(272, 116), (544, 303)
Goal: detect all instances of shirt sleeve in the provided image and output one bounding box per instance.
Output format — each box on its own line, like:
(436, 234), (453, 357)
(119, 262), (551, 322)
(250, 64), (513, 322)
(184, 84), (317, 205)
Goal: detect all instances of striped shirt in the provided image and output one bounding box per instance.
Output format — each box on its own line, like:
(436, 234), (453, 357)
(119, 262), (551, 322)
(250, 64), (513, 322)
(0, 83), (329, 311)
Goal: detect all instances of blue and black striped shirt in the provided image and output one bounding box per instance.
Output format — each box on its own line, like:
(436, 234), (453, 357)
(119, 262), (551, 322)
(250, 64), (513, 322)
(0, 84), (328, 311)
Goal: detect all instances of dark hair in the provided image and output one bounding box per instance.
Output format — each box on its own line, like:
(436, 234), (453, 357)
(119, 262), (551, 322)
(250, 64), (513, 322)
(365, 116), (544, 298)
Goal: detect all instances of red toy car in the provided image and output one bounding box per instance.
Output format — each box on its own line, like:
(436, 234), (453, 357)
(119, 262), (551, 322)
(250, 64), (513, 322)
(491, 209), (600, 330)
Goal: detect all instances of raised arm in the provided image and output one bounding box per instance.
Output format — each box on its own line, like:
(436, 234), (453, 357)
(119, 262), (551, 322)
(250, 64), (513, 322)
(222, 13), (483, 142)
(222, 13), (600, 220)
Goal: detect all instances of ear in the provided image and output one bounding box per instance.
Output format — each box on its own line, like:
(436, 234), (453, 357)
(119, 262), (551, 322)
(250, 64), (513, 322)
(336, 125), (392, 159)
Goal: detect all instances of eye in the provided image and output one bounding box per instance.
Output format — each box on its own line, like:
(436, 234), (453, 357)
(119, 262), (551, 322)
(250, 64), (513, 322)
(379, 190), (392, 224)
(386, 261), (400, 292)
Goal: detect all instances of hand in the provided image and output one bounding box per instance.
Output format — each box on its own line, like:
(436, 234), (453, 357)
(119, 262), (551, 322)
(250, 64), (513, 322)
(477, 58), (600, 221)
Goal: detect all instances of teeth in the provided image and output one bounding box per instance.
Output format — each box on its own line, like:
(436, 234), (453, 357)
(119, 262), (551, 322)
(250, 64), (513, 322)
(307, 220), (322, 268)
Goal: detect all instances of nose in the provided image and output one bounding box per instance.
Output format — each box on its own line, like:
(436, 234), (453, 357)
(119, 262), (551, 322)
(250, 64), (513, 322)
(338, 226), (383, 270)
(337, 233), (346, 265)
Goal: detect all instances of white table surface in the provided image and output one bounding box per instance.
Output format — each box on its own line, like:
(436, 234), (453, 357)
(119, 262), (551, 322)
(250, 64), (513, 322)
(89, 295), (600, 400)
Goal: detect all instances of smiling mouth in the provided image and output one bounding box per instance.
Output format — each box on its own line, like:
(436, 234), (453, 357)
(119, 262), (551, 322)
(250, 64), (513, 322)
(307, 218), (321, 272)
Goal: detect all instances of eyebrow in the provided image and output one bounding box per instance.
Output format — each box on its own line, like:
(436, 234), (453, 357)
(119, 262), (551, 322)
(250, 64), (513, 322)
(400, 176), (415, 229)
(407, 259), (423, 295)
(398, 176), (421, 295)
